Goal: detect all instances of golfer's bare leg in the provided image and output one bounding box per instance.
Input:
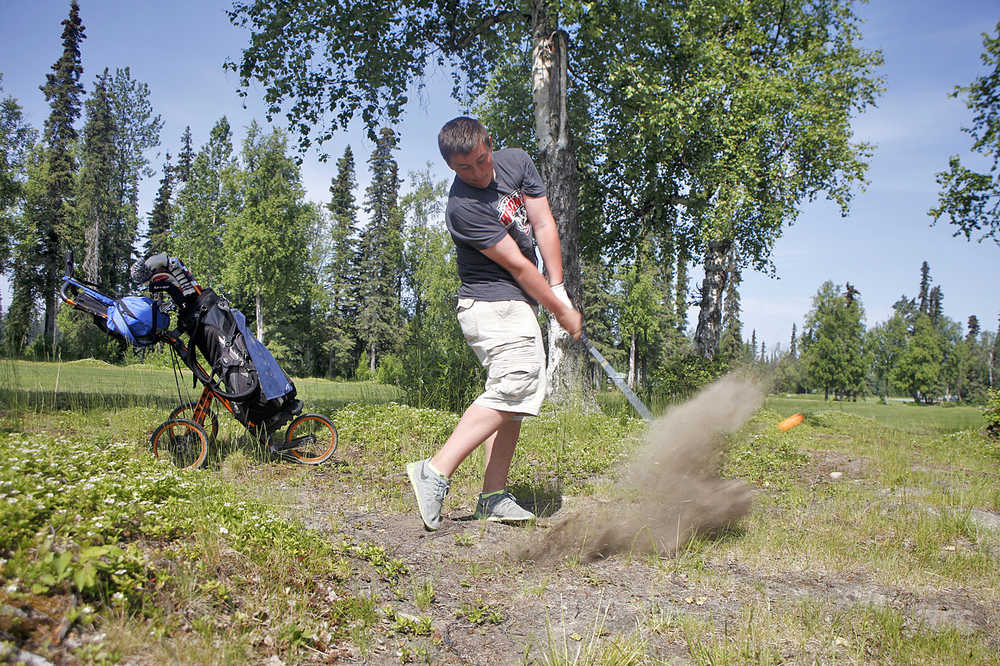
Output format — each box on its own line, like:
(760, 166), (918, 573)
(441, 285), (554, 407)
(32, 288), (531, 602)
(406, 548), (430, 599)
(481, 419), (521, 494)
(430, 404), (512, 477)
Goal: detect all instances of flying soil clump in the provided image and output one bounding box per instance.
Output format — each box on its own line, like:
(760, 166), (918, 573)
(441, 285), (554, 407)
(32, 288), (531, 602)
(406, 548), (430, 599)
(521, 373), (763, 562)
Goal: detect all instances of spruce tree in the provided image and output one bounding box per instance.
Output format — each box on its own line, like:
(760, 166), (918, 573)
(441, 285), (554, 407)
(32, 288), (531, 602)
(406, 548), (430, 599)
(790, 322), (798, 359)
(176, 126), (194, 183)
(37, 0), (86, 349)
(221, 123), (312, 344)
(5, 148), (50, 354)
(105, 67), (162, 293)
(928, 285), (944, 325)
(967, 315), (981, 342)
(325, 145), (361, 377)
(918, 261), (931, 314)
(357, 128), (403, 373)
(991, 315), (999, 387)
(76, 69), (116, 285)
(171, 117), (235, 284)
(803, 281), (866, 400)
(144, 155), (173, 257)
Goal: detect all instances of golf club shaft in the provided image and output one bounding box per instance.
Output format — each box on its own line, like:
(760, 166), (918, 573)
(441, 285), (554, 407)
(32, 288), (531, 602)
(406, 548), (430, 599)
(580, 334), (653, 421)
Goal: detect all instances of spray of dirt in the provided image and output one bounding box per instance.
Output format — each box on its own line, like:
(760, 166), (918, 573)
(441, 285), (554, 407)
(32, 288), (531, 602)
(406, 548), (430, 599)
(520, 373), (763, 562)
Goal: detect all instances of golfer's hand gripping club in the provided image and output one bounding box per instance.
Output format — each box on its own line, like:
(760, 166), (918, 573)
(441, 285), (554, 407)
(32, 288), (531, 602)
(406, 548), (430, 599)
(550, 282), (582, 340)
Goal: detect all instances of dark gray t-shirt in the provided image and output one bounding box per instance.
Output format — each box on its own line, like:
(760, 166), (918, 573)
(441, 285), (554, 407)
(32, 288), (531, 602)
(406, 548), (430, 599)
(445, 148), (547, 302)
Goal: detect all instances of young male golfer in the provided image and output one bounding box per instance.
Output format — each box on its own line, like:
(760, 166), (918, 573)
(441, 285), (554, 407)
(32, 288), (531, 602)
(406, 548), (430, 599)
(406, 117), (582, 531)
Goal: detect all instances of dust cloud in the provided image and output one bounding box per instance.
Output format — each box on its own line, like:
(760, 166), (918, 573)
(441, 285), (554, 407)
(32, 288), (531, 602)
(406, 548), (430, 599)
(520, 373), (763, 562)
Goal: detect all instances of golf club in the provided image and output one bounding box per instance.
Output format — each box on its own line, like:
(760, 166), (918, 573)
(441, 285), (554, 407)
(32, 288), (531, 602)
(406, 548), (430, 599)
(579, 333), (653, 421)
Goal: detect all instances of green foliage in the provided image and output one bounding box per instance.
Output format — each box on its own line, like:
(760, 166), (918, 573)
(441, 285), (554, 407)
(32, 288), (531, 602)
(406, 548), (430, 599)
(509, 406), (645, 493)
(0, 80), (38, 273)
(143, 156), (173, 258)
(931, 21), (1000, 245)
(801, 281), (867, 399)
(322, 145), (362, 379)
(170, 116), (236, 286)
(891, 314), (945, 403)
(342, 541), (408, 580)
(334, 402), (458, 475)
(354, 350), (372, 381)
(0, 430), (347, 613)
(649, 354), (729, 403)
(226, 1), (527, 151)
(55, 304), (121, 362)
(100, 67), (163, 292)
(221, 122), (313, 344)
(357, 128), (405, 372)
(566, 0), (883, 267)
(392, 169), (481, 410)
(74, 70), (117, 285)
(984, 388), (1000, 438)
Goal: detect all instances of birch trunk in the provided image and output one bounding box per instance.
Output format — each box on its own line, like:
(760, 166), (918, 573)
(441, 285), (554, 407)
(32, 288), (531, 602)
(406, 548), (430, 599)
(83, 216), (101, 284)
(530, 2), (588, 405)
(627, 332), (636, 389)
(693, 239), (731, 361)
(255, 293), (264, 342)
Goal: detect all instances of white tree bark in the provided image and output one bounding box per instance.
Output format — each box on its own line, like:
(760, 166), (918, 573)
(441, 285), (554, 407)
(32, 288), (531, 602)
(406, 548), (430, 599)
(255, 292), (264, 342)
(530, 3), (588, 405)
(694, 239), (731, 361)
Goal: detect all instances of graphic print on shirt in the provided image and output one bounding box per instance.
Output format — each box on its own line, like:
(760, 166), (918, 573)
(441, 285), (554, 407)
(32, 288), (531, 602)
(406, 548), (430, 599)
(497, 190), (530, 237)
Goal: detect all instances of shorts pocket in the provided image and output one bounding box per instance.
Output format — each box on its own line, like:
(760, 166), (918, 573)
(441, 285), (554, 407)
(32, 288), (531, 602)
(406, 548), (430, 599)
(488, 337), (542, 400)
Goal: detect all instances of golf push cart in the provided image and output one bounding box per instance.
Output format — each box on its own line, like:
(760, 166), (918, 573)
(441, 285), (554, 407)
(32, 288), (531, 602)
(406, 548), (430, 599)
(59, 252), (337, 469)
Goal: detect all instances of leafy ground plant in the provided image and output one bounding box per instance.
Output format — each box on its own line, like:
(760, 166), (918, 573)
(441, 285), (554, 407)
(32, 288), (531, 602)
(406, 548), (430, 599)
(3, 362), (1000, 663)
(0, 430), (374, 663)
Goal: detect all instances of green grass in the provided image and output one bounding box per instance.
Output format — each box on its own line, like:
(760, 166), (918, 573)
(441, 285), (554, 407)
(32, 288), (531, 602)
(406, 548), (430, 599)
(3, 361), (999, 664)
(765, 393), (985, 435)
(0, 358), (405, 415)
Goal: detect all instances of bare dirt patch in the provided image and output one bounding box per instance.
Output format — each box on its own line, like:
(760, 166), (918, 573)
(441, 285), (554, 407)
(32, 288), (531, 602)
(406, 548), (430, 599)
(799, 449), (869, 487)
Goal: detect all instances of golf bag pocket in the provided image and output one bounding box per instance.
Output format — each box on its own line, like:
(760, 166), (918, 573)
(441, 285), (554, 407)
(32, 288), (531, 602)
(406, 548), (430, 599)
(183, 289), (257, 398)
(106, 296), (169, 346)
(181, 289), (298, 431)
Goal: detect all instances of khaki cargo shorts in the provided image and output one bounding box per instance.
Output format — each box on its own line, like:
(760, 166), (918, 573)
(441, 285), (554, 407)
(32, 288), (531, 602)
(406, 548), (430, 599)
(456, 298), (547, 418)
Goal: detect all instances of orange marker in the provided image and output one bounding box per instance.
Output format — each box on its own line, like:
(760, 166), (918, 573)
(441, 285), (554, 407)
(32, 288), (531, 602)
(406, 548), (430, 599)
(778, 413), (804, 431)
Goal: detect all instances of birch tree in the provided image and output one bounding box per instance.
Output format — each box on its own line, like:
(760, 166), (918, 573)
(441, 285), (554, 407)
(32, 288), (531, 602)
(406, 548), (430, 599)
(226, 0), (589, 399)
(931, 21), (1000, 245)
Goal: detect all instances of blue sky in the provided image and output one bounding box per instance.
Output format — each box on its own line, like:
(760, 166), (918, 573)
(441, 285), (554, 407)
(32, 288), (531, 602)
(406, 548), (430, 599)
(1, 1), (998, 353)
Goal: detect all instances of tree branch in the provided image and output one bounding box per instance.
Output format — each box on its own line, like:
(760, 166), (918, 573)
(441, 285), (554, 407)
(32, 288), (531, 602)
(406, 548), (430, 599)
(451, 10), (527, 51)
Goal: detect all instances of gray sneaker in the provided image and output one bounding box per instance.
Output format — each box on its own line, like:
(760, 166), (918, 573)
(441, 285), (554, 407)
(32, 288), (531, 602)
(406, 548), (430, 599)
(473, 491), (536, 524)
(406, 459), (450, 531)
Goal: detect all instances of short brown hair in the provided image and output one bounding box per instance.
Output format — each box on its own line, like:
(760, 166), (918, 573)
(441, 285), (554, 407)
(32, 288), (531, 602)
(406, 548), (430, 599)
(438, 117), (490, 163)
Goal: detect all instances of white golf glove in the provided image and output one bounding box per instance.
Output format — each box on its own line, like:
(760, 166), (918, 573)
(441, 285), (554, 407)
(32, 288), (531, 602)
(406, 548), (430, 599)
(551, 282), (572, 308)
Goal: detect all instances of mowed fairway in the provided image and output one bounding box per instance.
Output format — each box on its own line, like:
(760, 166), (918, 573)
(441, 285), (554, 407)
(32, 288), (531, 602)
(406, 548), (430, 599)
(1, 359), (405, 414)
(766, 393), (985, 436)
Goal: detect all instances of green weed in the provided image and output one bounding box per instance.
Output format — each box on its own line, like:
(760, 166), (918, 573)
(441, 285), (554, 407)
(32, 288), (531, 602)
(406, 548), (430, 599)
(458, 598), (503, 625)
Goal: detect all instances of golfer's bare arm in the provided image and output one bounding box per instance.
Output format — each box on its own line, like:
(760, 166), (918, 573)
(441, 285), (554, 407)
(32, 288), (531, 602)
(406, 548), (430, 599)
(522, 195), (563, 286)
(480, 234), (582, 339)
